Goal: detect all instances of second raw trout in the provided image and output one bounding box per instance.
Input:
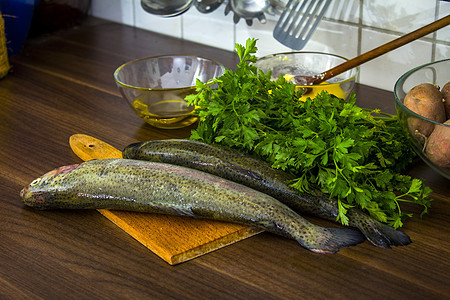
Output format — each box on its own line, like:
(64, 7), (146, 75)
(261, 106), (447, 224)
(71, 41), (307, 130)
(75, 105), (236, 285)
(122, 139), (411, 248)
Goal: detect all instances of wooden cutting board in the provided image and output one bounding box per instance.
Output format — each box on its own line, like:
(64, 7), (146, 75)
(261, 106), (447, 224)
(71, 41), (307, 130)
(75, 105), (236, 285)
(69, 134), (263, 265)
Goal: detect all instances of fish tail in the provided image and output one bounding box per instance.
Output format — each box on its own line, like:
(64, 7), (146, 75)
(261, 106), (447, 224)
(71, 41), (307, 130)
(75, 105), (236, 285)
(302, 227), (365, 254)
(349, 209), (411, 248)
(354, 220), (411, 248)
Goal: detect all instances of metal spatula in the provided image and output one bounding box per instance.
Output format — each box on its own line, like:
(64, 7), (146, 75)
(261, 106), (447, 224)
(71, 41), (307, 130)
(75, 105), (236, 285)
(273, 0), (331, 50)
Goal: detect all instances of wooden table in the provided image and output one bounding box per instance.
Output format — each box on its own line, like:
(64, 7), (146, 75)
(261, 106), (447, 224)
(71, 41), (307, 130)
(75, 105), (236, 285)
(1, 18), (448, 299)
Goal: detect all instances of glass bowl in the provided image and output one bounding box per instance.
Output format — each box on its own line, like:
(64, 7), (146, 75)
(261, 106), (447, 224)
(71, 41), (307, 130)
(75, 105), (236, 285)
(253, 52), (359, 100)
(114, 55), (225, 129)
(394, 59), (450, 179)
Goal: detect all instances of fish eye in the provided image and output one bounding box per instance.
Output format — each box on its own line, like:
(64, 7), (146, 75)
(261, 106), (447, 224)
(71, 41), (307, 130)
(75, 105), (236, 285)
(30, 178), (41, 186)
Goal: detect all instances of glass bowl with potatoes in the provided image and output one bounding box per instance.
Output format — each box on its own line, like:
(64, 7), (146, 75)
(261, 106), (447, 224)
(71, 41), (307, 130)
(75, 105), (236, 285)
(394, 59), (450, 179)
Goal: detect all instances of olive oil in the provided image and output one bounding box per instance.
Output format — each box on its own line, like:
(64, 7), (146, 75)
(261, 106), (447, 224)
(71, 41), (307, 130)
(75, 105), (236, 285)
(297, 81), (346, 101)
(283, 74), (346, 101)
(132, 95), (198, 129)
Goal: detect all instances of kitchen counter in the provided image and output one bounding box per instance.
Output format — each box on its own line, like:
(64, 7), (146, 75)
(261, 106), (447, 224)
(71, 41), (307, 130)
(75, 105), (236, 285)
(1, 18), (448, 299)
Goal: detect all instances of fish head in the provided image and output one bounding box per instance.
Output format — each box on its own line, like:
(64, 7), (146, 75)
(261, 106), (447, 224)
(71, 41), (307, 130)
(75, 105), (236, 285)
(20, 164), (81, 209)
(122, 142), (141, 159)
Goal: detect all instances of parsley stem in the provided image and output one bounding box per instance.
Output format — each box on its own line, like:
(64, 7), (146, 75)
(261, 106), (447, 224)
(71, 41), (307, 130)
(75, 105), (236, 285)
(362, 108), (395, 118)
(394, 199), (402, 216)
(258, 123), (278, 133)
(333, 158), (351, 186)
(395, 197), (419, 203)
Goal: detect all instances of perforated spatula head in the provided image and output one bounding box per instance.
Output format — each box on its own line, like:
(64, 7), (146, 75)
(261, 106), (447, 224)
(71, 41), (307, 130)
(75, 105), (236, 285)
(273, 0), (331, 50)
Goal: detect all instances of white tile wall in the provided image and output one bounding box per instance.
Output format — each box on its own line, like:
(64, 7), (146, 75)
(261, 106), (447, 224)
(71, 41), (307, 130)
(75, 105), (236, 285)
(235, 18), (293, 56)
(362, 0), (437, 32)
(90, 0), (450, 92)
(90, 0), (135, 25)
(297, 20), (360, 58)
(360, 28), (432, 91)
(135, 5), (183, 38)
(437, 0), (450, 42)
(324, 0), (360, 23)
(436, 43), (450, 60)
(183, 8), (235, 51)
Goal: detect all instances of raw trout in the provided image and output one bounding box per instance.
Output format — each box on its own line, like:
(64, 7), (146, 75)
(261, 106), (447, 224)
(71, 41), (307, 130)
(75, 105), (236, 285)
(122, 139), (411, 248)
(20, 159), (365, 254)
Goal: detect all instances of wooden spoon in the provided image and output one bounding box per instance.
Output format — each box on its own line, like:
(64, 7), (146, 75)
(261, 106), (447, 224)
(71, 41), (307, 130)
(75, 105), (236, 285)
(294, 15), (450, 86)
(69, 134), (122, 161)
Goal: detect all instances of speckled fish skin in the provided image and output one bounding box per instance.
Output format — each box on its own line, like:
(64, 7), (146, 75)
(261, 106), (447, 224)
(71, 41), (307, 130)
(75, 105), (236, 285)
(122, 139), (331, 216)
(20, 159), (365, 254)
(122, 139), (411, 248)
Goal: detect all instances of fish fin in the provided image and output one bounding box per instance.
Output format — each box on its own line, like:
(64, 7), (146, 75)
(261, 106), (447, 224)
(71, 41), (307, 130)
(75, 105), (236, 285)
(357, 221), (411, 248)
(144, 203), (197, 218)
(305, 228), (365, 254)
(190, 208), (220, 220)
(348, 209), (412, 248)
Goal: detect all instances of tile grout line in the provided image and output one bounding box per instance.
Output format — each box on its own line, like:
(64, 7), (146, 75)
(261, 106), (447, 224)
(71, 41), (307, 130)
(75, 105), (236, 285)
(233, 22), (236, 50)
(322, 18), (449, 46)
(181, 15), (184, 40)
(357, 0), (363, 57)
(132, 0), (136, 28)
(431, 0), (439, 61)
(356, 0), (363, 84)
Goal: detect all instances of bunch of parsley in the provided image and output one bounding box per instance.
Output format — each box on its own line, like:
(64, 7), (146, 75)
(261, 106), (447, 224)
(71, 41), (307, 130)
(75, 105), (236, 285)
(186, 38), (432, 228)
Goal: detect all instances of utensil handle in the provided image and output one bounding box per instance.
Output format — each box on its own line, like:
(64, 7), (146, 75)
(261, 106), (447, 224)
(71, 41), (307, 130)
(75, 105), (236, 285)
(315, 15), (450, 85)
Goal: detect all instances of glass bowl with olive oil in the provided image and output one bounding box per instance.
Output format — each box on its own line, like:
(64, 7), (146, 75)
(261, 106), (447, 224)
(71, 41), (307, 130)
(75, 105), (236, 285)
(114, 55), (225, 129)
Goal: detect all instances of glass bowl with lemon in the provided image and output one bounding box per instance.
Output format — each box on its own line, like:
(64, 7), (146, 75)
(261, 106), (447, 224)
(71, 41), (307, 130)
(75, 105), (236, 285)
(114, 55), (225, 129)
(254, 52), (359, 101)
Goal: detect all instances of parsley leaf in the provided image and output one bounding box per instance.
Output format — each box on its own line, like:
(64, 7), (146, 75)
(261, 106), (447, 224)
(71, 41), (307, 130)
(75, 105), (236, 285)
(186, 38), (433, 228)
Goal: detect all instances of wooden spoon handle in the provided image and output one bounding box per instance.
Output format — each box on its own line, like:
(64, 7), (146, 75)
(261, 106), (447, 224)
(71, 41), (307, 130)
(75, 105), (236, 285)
(313, 15), (450, 85)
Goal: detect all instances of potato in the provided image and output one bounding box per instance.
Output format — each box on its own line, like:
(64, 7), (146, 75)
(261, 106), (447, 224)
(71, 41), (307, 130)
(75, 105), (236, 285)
(404, 83), (446, 137)
(425, 119), (450, 168)
(441, 81), (450, 119)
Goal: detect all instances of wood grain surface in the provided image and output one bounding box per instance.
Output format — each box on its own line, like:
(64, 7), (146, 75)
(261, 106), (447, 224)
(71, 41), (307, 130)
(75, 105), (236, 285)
(1, 17), (449, 299)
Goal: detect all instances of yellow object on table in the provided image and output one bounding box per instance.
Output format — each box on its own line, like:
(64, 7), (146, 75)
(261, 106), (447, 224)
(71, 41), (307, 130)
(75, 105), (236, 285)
(0, 13), (10, 78)
(283, 74), (346, 101)
(298, 81), (346, 100)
